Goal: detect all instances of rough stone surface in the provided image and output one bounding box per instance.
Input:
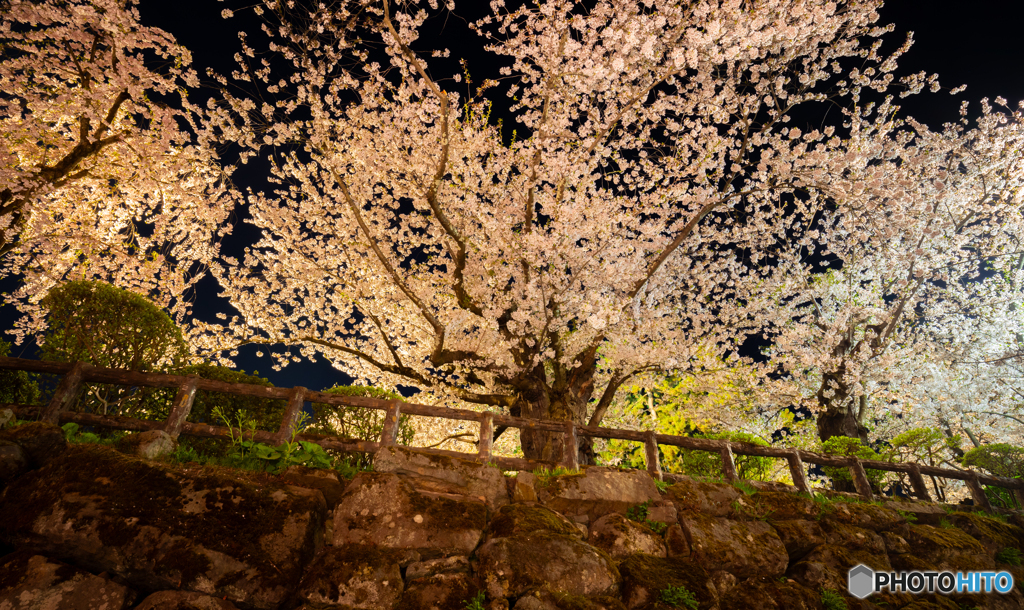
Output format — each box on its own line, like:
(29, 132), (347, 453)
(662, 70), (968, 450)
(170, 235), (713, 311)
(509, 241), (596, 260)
(133, 590), (240, 610)
(405, 556), (470, 583)
(477, 532), (619, 598)
(0, 445), (325, 610)
(537, 467), (660, 523)
(282, 465), (347, 510)
(484, 504), (583, 541)
(130, 430), (177, 460)
(513, 591), (626, 610)
(295, 544), (404, 609)
(617, 554), (715, 610)
(741, 491), (819, 521)
(0, 439), (27, 484)
(0, 550), (135, 610)
(588, 513), (667, 559)
(821, 499), (907, 531)
(896, 523), (994, 572)
(0, 422), (66, 469)
(947, 511), (1024, 556)
(510, 472), (539, 503)
(663, 477), (742, 517)
(396, 573), (479, 610)
(374, 445), (509, 507)
(646, 501), (678, 526)
(333, 472), (486, 556)
(769, 520), (824, 562)
(665, 524), (690, 556)
(0, 409), (13, 428)
(719, 577), (821, 610)
(882, 499), (949, 526)
(679, 513), (788, 579)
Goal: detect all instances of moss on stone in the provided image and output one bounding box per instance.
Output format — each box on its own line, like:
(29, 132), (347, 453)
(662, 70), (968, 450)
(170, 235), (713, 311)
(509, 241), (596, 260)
(751, 491), (822, 521)
(405, 481), (488, 531)
(301, 544), (402, 602)
(949, 510), (1024, 553)
(0, 444), (324, 592)
(486, 503), (581, 539)
(618, 554), (710, 607)
(908, 523), (986, 553)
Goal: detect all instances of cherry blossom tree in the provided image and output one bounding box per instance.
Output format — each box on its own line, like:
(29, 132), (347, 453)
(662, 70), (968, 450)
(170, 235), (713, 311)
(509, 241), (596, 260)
(196, 0), (945, 460)
(763, 99), (1024, 445)
(0, 0), (234, 340)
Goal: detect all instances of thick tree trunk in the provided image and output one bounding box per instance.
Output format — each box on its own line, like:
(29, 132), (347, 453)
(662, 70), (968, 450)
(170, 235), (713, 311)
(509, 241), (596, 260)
(815, 370), (869, 493)
(815, 369), (868, 444)
(816, 407), (869, 444)
(511, 360), (597, 465)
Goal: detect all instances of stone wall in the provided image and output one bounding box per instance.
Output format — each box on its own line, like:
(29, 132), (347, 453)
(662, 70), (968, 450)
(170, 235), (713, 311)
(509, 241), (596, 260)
(1, 422), (1023, 610)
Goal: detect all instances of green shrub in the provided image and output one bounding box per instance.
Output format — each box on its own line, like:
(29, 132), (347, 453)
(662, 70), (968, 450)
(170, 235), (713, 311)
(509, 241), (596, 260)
(40, 280), (188, 417)
(669, 431), (774, 481)
(821, 436), (887, 490)
(961, 444), (1024, 509)
(962, 444), (1024, 479)
(0, 340), (40, 404)
(180, 364), (286, 430)
(308, 385), (415, 467)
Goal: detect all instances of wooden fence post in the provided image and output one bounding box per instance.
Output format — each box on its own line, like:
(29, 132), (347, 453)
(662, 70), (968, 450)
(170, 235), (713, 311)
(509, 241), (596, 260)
(273, 386), (306, 445)
(162, 376), (199, 439)
(562, 421), (579, 471)
(720, 443), (738, 483)
(41, 361), (86, 424)
(786, 450), (812, 496)
(379, 400), (403, 447)
(644, 430), (662, 481)
(906, 464), (932, 502)
(965, 472), (994, 513)
(478, 412), (494, 462)
(849, 458), (874, 501)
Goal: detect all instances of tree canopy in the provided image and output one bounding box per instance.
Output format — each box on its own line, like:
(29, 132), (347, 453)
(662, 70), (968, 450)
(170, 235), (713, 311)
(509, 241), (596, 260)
(0, 0), (235, 342)
(2, 0), (1023, 463)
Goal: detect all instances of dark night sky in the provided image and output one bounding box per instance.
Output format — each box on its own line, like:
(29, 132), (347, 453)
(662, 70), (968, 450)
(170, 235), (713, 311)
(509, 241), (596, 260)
(4, 0), (1024, 395)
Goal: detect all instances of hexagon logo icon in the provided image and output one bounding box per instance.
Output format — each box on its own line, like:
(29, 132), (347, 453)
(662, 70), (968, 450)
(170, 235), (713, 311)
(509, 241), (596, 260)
(848, 564), (875, 599)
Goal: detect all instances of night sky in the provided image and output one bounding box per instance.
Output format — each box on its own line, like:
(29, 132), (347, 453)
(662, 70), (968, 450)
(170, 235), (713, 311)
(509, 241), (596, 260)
(4, 0), (1024, 396)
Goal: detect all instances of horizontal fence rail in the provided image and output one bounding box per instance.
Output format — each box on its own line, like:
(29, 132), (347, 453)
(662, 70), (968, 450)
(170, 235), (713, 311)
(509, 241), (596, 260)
(1, 355), (1022, 511)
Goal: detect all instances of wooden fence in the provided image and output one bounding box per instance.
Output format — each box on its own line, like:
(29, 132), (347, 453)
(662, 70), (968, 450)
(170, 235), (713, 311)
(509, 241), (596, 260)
(1, 355), (1022, 512)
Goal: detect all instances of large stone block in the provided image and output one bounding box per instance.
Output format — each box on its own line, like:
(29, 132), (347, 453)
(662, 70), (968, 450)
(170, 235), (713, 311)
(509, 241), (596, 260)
(295, 545), (404, 609)
(679, 513), (788, 579)
(0, 439), (27, 485)
(769, 520), (824, 562)
(477, 531), (619, 598)
(617, 554), (716, 610)
(0, 422), (66, 469)
(588, 512), (667, 559)
(0, 445), (325, 610)
(374, 446), (509, 508)
(536, 467), (660, 523)
(483, 504), (583, 542)
(719, 577), (821, 610)
(333, 472), (487, 556)
(282, 465), (348, 510)
(663, 477), (742, 518)
(134, 590), (240, 610)
(396, 573), (480, 610)
(0, 550), (136, 610)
